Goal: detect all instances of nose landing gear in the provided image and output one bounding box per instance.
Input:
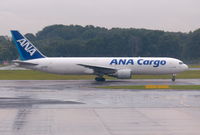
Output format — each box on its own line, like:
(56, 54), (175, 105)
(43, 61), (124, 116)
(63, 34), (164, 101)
(172, 74), (176, 82)
(95, 77), (106, 82)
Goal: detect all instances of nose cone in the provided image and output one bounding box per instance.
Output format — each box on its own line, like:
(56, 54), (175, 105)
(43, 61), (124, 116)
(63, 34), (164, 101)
(183, 64), (189, 71)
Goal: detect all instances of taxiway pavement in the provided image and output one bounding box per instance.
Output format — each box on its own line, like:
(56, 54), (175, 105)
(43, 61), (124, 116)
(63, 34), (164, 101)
(0, 79), (200, 135)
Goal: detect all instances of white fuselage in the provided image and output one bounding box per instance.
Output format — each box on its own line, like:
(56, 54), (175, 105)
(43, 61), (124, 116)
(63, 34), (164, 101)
(21, 57), (188, 75)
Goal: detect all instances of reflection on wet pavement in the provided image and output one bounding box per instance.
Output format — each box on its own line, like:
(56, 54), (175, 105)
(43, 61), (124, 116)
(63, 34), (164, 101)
(0, 80), (199, 135)
(0, 97), (84, 108)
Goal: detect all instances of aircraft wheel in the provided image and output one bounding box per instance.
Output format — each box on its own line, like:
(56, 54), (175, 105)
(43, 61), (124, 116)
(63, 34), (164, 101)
(172, 74), (176, 82)
(95, 77), (106, 82)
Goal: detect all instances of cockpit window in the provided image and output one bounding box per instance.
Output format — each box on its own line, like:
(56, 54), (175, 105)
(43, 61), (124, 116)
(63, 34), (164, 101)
(179, 62), (183, 65)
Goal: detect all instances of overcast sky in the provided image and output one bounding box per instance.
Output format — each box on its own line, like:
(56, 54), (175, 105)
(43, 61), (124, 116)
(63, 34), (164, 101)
(1, 0), (200, 35)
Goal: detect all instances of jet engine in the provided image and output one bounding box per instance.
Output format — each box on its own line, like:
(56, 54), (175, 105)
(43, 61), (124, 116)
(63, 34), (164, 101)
(112, 69), (132, 79)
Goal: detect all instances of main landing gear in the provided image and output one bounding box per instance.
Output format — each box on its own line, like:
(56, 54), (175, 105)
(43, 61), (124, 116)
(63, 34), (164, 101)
(172, 74), (176, 82)
(95, 77), (106, 82)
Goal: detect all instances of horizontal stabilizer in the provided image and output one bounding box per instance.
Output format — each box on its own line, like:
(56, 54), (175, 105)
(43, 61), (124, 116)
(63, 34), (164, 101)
(13, 60), (38, 66)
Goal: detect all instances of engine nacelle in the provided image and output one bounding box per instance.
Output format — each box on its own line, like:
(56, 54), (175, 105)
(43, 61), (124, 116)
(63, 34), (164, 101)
(112, 69), (132, 79)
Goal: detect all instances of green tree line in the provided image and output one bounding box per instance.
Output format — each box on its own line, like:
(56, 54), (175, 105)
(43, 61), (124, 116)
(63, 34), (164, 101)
(0, 25), (200, 63)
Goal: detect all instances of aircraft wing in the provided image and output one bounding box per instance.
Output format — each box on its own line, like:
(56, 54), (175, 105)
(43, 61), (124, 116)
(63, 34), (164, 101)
(78, 64), (117, 75)
(13, 60), (38, 66)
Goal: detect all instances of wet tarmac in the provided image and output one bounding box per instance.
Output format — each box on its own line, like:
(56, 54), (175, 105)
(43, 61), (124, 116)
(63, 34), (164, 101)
(0, 79), (200, 135)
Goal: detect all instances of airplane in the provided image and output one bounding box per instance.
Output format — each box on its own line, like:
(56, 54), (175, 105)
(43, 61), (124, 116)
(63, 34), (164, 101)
(11, 30), (188, 82)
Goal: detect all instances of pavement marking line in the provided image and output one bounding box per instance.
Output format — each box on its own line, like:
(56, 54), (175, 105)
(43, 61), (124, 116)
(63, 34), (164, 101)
(145, 85), (169, 89)
(93, 109), (113, 135)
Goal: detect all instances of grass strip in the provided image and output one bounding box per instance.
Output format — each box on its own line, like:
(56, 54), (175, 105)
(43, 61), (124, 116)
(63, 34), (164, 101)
(98, 85), (200, 90)
(0, 70), (97, 80)
(189, 65), (200, 68)
(0, 70), (199, 80)
(133, 70), (200, 79)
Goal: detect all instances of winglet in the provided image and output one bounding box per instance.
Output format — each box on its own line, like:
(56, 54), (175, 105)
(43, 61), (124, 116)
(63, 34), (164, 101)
(11, 30), (45, 60)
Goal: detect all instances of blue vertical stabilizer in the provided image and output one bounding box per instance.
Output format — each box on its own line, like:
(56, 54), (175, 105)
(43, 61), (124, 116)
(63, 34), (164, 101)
(11, 30), (45, 60)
